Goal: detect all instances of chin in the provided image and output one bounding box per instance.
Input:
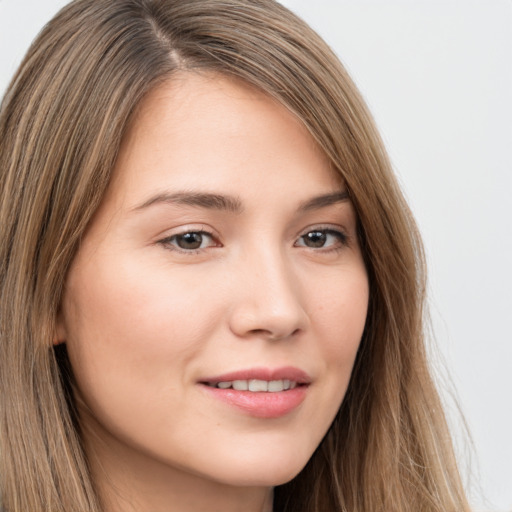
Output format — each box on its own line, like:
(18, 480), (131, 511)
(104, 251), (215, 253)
(213, 469), (303, 488)
(201, 448), (311, 488)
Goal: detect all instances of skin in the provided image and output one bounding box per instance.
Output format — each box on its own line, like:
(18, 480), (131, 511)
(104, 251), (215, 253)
(57, 72), (369, 512)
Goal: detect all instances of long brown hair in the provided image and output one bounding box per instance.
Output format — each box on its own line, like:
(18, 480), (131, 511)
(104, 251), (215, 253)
(0, 1), (470, 511)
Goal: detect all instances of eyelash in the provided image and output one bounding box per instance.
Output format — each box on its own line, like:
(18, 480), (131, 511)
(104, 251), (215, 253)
(158, 226), (349, 255)
(294, 227), (349, 252)
(159, 230), (218, 255)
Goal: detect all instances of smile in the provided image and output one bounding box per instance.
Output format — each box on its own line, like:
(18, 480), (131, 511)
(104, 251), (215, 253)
(199, 367), (311, 418)
(205, 379), (299, 392)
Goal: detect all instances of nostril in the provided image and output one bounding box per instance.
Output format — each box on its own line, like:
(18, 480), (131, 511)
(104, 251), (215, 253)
(247, 327), (302, 341)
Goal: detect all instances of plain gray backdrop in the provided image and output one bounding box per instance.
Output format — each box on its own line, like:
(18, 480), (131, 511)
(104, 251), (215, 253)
(1, 1), (511, 511)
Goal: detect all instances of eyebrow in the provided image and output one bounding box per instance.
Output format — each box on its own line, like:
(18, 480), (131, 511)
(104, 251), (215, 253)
(132, 191), (244, 214)
(132, 189), (349, 214)
(298, 190), (349, 211)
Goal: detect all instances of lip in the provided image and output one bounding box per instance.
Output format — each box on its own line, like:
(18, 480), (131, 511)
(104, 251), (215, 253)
(198, 366), (311, 419)
(200, 366), (311, 384)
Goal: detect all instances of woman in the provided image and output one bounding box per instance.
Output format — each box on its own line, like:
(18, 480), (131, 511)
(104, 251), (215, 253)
(0, 0), (470, 511)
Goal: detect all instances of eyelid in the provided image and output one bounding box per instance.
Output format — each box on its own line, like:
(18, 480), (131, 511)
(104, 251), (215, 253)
(157, 225), (222, 253)
(296, 223), (349, 239)
(294, 224), (350, 249)
(155, 223), (350, 255)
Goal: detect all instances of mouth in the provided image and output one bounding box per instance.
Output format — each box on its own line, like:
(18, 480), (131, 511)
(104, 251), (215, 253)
(198, 367), (311, 418)
(203, 379), (300, 392)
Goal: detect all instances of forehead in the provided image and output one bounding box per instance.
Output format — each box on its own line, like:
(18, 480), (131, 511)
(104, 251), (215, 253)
(106, 71), (341, 211)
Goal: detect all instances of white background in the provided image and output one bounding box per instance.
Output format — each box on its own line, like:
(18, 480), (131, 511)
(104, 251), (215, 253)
(1, 1), (511, 511)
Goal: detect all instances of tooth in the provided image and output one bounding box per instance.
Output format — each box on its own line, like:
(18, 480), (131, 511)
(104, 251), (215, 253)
(232, 380), (248, 391)
(217, 381), (232, 389)
(290, 382), (297, 389)
(268, 380), (284, 392)
(249, 379), (268, 392)
(283, 379), (291, 390)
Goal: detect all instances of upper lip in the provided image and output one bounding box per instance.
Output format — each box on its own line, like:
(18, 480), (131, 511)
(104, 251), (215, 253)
(199, 366), (312, 384)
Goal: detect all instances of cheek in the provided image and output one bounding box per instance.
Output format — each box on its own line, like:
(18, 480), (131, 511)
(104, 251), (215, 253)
(308, 265), (369, 408)
(312, 264), (369, 353)
(65, 253), (212, 348)
(61, 256), (216, 416)
(60, 258), (227, 469)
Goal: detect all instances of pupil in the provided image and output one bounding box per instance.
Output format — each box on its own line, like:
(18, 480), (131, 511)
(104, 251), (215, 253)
(306, 231), (326, 248)
(178, 233), (202, 249)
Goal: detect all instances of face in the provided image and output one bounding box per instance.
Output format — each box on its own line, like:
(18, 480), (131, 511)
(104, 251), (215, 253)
(58, 73), (369, 492)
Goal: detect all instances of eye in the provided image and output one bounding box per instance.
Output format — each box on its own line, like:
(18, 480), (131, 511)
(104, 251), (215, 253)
(160, 231), (218, 252)
(295, 229), (348, 250)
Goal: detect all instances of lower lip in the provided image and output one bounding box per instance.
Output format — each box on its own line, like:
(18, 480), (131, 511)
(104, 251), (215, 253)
(200, 385), (308, 419)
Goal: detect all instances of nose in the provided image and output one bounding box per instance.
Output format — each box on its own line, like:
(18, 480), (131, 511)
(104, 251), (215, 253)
(227, 250), (309, 341)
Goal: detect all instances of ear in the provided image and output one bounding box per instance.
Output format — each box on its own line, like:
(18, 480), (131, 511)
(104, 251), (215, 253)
(54, 309), (67, 345)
